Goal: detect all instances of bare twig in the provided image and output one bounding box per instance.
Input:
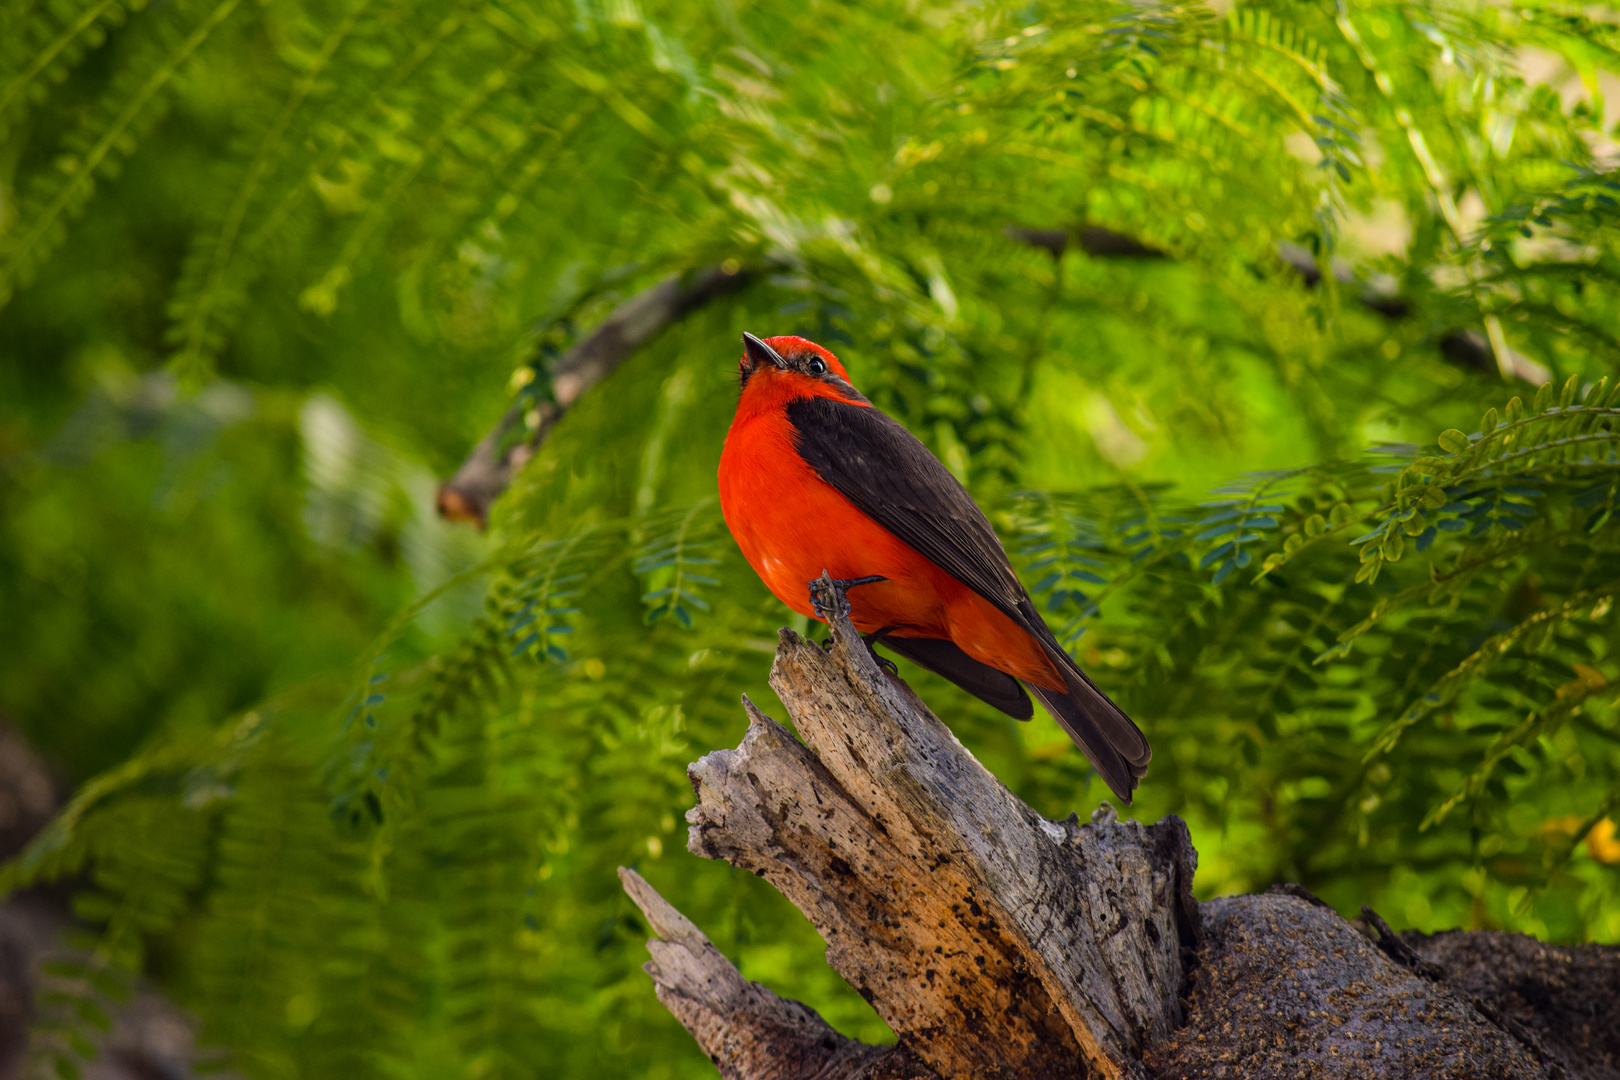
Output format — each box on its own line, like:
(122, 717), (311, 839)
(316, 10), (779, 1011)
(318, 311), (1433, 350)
(618, 867), (915, 1080)
(436, 262), (760, 527)
(1009, 225), (1545, 382)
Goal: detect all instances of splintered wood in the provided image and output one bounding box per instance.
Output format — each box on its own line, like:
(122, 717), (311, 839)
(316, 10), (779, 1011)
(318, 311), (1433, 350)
(621, 583), (1595, 1079)
(625, 591), (1196, 1080)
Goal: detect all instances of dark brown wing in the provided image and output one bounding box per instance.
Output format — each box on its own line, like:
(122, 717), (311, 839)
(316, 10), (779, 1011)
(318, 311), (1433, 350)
(876, 635), (1033, 719)
(786, 395), (1151, 801)
(786, 396), (1024, 611)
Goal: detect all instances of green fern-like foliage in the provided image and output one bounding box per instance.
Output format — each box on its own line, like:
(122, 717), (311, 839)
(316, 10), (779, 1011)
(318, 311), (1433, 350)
(1000, 377), (1620, 934)
(5, 0), (1620, 1077)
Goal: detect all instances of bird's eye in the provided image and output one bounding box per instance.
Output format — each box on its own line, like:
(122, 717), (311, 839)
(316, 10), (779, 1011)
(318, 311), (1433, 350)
(806, 358), (827, 376)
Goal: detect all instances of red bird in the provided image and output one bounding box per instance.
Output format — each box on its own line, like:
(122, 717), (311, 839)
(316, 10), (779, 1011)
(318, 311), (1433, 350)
(718, 333), (1151, 802)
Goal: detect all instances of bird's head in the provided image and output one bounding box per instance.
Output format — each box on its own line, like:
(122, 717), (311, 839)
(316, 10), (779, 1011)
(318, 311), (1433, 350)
(737, 333), (867, 405)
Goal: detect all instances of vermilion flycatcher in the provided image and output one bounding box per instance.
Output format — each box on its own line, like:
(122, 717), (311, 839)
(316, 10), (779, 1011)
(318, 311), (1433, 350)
(718, 333), (1151, 802)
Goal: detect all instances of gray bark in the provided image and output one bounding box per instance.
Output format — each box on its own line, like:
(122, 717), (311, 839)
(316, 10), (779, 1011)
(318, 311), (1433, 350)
(621, 577), (1619, 1079)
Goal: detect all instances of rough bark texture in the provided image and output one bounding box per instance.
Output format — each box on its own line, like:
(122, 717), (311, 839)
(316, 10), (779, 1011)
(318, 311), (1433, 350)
(1147, 894), (1545, 1079)
(618, 867), (920, 1080)
(622, 580), (1620, 1079)
(1406, 930), (1620, 1080)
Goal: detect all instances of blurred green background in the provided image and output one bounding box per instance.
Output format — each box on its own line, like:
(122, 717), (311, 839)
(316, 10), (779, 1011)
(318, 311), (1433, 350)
(2, 0), (1619, 1075)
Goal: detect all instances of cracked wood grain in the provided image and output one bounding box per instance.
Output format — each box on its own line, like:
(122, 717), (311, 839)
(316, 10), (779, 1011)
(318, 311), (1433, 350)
(618, 866), (923, 1080)
(647, 581), (1196, 1079)
(623, 579), (1615, 1079)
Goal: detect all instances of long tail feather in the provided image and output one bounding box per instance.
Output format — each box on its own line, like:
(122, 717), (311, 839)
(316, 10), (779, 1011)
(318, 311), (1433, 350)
(1025, 685), (1141, 803)
(1031, 642), (1151, 804)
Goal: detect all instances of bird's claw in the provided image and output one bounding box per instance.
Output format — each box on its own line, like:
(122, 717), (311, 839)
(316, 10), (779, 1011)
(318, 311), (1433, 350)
(807, 573), (886, 621)
(859, 630), (900, 675)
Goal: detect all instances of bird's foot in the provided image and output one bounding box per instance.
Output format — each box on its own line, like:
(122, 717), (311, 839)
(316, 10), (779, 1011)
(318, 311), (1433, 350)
(807, 573), (886, 621)
(861, 630), (900, 675)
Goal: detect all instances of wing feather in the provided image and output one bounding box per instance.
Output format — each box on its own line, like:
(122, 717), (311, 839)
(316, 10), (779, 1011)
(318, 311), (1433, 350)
(876, 635), (1033, 719)
(787, 395), (1151, 799)
(786, 396), (1023, 612)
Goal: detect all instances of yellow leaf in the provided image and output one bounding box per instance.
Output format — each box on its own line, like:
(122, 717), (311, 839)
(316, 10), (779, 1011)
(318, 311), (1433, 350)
(1539, 814), (1583, 839)
(1585, 819), (1620, 865)
(1555, 663), (1608, 700)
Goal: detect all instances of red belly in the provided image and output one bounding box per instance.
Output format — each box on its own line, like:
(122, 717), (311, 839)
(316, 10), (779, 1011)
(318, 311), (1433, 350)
(718, 409), (1064, 691)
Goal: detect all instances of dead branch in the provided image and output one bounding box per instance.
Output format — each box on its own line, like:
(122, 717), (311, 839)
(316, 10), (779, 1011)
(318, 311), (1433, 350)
(439, 222), (1540, 529)
(621, 576), (1617, 1079)
(436, 262), (759, 527)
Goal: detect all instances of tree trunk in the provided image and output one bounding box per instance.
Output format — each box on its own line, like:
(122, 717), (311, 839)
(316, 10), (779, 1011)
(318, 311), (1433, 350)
(620, 578), (1620, 1080)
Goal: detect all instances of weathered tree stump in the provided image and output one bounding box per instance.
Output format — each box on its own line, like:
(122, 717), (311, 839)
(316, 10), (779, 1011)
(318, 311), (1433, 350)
(620, 586), (1620, 1079)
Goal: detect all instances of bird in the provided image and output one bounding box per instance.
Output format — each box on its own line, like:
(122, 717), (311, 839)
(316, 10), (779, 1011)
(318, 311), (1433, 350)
(717, 332), (1151, 803)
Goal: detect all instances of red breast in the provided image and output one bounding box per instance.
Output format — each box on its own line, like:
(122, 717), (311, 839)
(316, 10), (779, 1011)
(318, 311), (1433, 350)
(717, 336), (1065, 691)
